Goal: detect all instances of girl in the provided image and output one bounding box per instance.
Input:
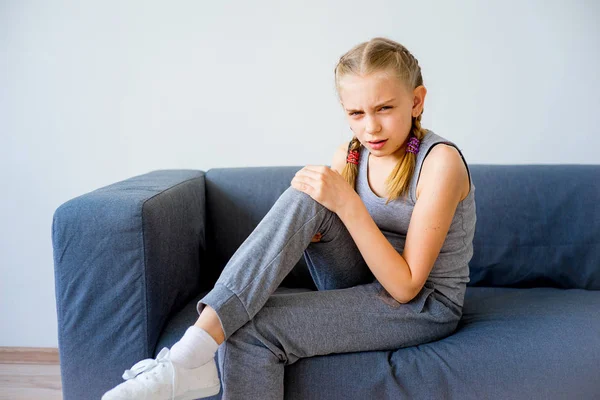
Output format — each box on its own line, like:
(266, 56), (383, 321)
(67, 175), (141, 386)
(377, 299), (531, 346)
(102, 36), (476, 400)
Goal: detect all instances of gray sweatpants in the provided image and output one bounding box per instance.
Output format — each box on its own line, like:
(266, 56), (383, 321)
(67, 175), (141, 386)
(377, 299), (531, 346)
(197, 186), (462, 399)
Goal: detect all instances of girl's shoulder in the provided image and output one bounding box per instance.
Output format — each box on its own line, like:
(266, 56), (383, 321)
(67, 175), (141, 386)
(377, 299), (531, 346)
(416, 132), (471, 202)
(330, 140), (351, 174)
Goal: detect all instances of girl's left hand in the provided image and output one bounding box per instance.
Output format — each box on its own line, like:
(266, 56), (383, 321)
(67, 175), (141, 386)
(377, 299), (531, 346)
(290, 165), (358, 215)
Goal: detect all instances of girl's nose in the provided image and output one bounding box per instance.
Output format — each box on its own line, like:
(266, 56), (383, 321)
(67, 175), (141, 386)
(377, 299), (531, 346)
(365, 116), (381, 134)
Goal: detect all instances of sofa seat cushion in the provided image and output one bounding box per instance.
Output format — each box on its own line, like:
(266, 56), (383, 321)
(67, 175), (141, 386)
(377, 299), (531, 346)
(156, 286), (600, 399)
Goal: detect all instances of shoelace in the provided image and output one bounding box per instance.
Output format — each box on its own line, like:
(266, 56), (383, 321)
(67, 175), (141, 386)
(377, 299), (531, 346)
(122, 347), (176, 400)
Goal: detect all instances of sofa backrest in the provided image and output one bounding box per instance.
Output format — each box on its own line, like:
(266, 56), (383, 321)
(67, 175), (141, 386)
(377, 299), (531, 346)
(468, 164), (599, 290)
(204, 165), (600, 291)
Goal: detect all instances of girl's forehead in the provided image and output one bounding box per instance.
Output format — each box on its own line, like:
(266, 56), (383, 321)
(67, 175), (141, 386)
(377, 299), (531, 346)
(339, 73), (409, 104)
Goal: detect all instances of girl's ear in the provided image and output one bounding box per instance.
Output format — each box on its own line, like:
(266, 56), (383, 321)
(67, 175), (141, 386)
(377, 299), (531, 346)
(412, 85), (427, 117)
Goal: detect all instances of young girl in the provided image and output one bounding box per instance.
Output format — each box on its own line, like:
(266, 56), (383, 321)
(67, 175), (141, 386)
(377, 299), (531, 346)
(102, 36), (476, 400)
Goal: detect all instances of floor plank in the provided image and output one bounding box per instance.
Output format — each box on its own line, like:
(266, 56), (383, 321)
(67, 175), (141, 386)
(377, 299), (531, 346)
(0, 363), (62, 400)
(0, 347), (59, 364)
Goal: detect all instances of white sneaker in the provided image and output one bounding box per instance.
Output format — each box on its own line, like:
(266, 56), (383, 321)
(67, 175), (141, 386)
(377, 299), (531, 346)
(101, 347), (221, 400)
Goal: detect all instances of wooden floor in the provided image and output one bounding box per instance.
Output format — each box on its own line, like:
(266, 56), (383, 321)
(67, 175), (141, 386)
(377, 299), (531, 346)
(0, 347), (62, 400)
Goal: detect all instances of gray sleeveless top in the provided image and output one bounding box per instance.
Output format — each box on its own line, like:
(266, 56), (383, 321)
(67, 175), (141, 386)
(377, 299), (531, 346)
(355, 129), (476, 308)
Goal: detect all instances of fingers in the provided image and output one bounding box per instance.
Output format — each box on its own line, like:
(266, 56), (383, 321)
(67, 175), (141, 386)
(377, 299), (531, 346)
(292, 173), (319, 190)
(295, 168), (321, 179)
(303, 165), (329, 173)
(297, 165), (329, 177)
(291, 177), (313, 193)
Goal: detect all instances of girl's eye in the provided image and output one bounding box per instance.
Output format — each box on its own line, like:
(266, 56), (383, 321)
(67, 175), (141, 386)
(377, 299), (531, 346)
(349, 106), (391, 116)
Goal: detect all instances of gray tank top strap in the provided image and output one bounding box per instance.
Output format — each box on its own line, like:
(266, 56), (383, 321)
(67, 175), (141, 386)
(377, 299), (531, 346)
(408, 130), (474, 204)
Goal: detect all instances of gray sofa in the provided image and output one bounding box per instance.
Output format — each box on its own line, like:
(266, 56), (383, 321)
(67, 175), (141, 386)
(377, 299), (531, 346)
(52, 164), (600, 399)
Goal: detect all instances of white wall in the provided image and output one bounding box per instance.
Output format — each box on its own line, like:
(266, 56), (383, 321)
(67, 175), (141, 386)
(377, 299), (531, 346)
(1, 0), (598, 347)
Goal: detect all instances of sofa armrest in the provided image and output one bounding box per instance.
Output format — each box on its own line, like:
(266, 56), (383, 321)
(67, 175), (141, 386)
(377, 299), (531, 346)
(52, 169), (209, 400)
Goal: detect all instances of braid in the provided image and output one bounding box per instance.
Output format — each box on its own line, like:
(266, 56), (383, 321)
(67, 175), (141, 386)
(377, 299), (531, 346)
(349, 136), (362, 152)
(341, 136), (362, 191)
(393, 45), (423, 90)
(398, 46), (419, 69)
(393, 44), (425, 140)
(411, 114), (425, 140)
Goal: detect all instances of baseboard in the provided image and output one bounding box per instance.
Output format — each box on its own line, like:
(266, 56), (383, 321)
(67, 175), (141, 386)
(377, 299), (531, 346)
(0, 347), (60, 364)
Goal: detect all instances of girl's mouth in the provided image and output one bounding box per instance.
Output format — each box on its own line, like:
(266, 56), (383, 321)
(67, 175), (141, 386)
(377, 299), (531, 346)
(368, 139), (388, 149)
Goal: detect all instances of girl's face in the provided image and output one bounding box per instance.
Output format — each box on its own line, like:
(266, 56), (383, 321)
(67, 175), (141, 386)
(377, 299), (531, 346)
(338, 70), (426, 163)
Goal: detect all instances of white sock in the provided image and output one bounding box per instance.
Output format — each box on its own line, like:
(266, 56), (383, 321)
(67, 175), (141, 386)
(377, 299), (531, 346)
(169, 326), (220, 369)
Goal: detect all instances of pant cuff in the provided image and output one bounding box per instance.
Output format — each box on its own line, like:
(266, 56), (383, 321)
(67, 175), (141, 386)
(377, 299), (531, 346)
(197, 283), (251, 340)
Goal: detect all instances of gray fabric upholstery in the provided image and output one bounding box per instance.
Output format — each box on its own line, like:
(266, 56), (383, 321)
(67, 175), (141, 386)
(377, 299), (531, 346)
(52, 165), (600, 399)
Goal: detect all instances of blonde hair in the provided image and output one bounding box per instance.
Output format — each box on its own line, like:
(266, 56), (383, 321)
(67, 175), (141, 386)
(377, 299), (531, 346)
(335, 37), (426, 205)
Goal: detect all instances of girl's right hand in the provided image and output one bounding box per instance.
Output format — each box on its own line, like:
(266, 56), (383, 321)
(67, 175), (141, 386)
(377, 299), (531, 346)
(311, 232), (322, 242)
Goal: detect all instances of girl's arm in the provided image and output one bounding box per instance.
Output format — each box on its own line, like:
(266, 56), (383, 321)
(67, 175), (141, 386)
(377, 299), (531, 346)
(336, 144), (467, 304)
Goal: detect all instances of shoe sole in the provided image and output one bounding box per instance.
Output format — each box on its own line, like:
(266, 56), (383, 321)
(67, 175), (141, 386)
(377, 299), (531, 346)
(174, 382), (221, 400)
(103, 383), (220, 400)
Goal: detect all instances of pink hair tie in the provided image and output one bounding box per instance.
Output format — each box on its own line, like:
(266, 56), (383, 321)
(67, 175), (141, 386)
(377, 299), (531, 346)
(406, 136), (420, 154)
